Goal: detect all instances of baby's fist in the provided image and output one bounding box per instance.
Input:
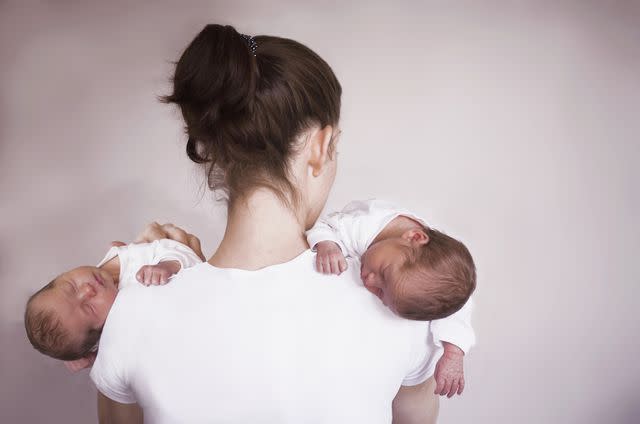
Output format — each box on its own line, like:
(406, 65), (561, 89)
(315, 241), (348, 275)
(136, 261), (181, 286)
(434, 343), (465, 398)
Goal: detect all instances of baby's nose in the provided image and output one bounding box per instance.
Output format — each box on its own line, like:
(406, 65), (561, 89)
(78, 282), (96, 299)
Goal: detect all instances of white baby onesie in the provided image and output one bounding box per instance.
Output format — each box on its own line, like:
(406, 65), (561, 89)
(96, 239), (203, 290)
(306, 199), (476, 353)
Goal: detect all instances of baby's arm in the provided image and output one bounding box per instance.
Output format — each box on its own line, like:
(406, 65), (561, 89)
(307, 201), (380, 274)
(306, 211), (353, 275)
(430, 299), (475, 397)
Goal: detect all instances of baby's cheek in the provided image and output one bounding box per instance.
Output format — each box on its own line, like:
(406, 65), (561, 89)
(97, 294), (117, 323)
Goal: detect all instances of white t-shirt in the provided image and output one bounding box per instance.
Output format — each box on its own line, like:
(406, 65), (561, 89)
(90, 250), (436, 424)
(306, 199), (476, 353)
(96, 239), (203, 290)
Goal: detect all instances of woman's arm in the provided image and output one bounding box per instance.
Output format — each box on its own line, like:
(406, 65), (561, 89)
(134, 222), (205, 260)
(97, 392), (143, 424)
(392, 377), (439, 424)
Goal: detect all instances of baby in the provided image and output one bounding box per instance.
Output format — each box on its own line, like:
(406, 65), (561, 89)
(306, 198), (476, 397)
(24, 238), (202, 364)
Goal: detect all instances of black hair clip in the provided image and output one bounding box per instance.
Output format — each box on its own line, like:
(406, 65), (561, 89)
(241, 34), (257, 57)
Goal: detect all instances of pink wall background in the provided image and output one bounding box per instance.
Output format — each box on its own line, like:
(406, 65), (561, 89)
(1, 1), (639, 423)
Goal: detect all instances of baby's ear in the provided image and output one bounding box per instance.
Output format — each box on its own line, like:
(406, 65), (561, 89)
(63, 351), (97, 372)
(403, 229), (429, 246)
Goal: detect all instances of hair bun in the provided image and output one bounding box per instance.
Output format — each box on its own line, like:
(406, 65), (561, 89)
(164, 24), (256, 128)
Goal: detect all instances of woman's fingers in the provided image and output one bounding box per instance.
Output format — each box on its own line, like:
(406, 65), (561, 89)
(135, 222), (165, 243)
(187, 234), (205, 260)
(160, 224), (188, 244)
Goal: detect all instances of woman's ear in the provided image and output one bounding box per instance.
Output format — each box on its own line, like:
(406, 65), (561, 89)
(308, 125), (334, 177)
(402, 229), (430, 246)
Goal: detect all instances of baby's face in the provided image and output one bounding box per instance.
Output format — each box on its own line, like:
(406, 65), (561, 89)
(34, 266), (118, 343)
(360, 237), (415, 310)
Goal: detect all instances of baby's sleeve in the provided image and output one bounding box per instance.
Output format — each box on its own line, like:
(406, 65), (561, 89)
(429, 297), (476, 354)
(306, 200), (382, 258)
(305, 212), (349, 255)
(152, 239), (203, 270)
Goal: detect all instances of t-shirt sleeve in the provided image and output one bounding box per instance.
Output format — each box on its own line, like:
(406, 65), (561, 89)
(90, 348), (137, 404)
(401, 323), (433, 386)
(430, 297), (476, 354)
(305, 212), (349, 255)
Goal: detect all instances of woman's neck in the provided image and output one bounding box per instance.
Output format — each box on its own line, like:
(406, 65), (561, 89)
(208, 190), (309, 270)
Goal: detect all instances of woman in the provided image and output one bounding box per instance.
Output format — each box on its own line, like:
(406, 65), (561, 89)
(94, 24), (439, 423)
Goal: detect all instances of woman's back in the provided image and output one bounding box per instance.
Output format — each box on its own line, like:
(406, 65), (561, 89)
(91, 251), (435, 423)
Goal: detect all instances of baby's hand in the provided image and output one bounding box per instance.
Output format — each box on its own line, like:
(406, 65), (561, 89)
(136, 261), (181, 286)
(434, 342), (465, 398)
(315, 241), (348, 275)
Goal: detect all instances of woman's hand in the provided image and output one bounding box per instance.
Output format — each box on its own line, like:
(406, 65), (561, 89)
(134, 222), (205, 260)
(434, 342), (465, 398)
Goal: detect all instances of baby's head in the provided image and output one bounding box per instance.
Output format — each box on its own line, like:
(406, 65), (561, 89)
(24, 266), (118, 360)
(360, 226), (476, 321)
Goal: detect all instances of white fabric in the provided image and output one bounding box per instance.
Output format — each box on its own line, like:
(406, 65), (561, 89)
(96, 239), (203, 290)
(90, 250), (437, 424)
(306, 199), (476, 353)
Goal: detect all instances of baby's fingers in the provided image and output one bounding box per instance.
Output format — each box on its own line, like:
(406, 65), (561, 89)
(151, 270), (162, 285)
(434, 375), (445, 395)
(136, 266), (148, 285)
(327, 252), (346, 275)
(440, 379), (452, 396)
(448, 379), (459, 398)
(318, 255), (332, 274)
(316, 255), (326, 273)
(136, 266), (155, 286)
(329, 258), (341, 274)
(457, 377), (465, 395)
(153, 270), (170, 285)
(338, 257), (348, 273)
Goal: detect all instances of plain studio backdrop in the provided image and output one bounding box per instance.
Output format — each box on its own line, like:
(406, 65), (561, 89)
(1, 1), (638, 423)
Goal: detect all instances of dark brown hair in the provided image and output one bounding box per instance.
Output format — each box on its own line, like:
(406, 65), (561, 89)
(24, 280), (102, 361)
(394, 228), (477, 321)
(163, 24), (342, 207)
